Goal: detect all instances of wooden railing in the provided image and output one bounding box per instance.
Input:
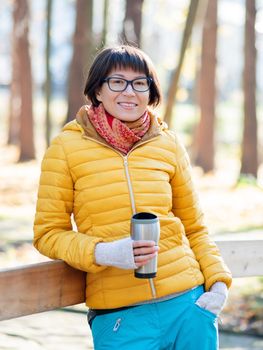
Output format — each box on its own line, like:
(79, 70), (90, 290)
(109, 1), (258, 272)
(0, 239), (263, 321)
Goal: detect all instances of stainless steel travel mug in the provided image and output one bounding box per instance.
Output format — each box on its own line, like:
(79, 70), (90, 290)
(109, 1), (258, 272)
(131, 212), (160, 279)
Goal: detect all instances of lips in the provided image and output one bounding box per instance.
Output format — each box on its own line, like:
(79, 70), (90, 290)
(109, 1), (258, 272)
(117, 102), (138, 107)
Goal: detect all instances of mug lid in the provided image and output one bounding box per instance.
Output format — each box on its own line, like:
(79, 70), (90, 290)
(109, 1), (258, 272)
(131, 212), (159, 223)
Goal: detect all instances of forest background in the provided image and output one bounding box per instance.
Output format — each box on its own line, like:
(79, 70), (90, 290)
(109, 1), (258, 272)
(0, 0), (263, 340)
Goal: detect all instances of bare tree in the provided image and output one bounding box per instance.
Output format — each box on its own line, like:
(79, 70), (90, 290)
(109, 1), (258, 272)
(121, 0), (144, 47)
(7, 0), (21, 145)
(65, 0), (93, 123)
(163, 0), (201, 126)
(45, 0), (52, 146)
(15, 0), (35, 161)
(240, 0), (258, 178)
(193, 0), (217, 172)
(101, 0), (109, 47)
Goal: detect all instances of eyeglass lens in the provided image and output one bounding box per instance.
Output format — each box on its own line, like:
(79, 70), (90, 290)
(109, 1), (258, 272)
(107, 78), (150, 92)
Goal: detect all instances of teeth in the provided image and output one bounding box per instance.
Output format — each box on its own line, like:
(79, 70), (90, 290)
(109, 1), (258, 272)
(118, 103), (137, 107)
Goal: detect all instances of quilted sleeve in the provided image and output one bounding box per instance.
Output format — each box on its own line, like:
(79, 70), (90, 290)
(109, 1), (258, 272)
(33, 135), (106, 273)
(170, 135), (232, 290)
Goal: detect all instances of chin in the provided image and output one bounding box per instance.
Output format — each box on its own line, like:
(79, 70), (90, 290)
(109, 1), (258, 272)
(118, 114), (140, 122)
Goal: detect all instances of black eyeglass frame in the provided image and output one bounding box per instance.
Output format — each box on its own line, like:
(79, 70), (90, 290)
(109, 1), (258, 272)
(102, 76), (153, 92)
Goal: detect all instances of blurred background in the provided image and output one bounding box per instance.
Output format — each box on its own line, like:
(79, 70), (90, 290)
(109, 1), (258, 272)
(0, 0), (263, 349)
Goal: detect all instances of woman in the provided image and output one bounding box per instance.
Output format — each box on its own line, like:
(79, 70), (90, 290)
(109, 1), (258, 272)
(34, 45), (232, 349)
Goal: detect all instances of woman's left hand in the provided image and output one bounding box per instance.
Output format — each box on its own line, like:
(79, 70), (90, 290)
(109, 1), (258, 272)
(195, 282), (228, 316)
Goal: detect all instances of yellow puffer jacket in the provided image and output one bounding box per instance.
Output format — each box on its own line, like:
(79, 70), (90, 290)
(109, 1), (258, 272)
(33, 105), (232, 309)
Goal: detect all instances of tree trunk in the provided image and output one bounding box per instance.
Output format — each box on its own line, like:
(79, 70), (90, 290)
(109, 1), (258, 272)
(240, 0), (258, 178)
(101, 0), (109, 47)
(15, 0), (35, 161)
(7, 1), (20, 145)
(194, 0), (217, 172)
(163, 0), (200, 126)
(121, 0), (144, 47)
(65, 0), (93, 123)
(45, 0), (52, 146)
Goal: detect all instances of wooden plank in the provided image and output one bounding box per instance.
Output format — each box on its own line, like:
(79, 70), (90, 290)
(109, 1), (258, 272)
(0, 260), (86, 321)
(216, 239), (263, 278)
(0, 239), (263, 321)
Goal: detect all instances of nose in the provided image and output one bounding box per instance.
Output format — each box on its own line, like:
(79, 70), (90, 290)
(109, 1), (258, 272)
(122, 82), (136, 96)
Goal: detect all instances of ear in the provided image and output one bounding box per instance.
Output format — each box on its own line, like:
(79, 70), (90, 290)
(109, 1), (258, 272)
(96, 90), (102, 102)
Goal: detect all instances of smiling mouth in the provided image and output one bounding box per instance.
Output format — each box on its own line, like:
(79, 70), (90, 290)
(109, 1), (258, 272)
(118, 102), (138, 108)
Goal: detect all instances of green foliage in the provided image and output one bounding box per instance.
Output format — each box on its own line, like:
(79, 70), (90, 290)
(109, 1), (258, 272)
(237, 174), (260, 188)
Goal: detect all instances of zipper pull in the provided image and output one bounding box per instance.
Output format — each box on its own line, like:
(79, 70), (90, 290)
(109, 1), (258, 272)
(123, 156), (128, 165)
(113, 318), (122, 332)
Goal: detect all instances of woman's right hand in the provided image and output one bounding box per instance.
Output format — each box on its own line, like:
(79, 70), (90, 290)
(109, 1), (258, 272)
(95, 237), (159, 270)
(133, 240), (159, 267)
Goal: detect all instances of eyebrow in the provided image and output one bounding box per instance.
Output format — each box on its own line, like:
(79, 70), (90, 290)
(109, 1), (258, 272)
(109, 73), (147, 79)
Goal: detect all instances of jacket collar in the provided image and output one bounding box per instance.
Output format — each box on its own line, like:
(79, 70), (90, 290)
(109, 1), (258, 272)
(73, 105), (167, 152)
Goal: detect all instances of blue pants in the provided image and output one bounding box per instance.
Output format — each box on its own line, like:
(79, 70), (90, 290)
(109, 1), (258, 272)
(90, 285), (218, 349)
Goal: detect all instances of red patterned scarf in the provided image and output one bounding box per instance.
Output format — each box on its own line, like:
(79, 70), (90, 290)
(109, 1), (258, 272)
(88, 104), (150, 154)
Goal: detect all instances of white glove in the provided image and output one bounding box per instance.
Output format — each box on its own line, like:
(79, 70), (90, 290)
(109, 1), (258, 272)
(95, 237), (137, 270)
(195, 282), (228, 316)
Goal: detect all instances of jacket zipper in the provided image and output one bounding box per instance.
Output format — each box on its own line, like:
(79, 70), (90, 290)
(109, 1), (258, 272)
(82, 135), (158, 298)
(123, 155), (136, 215)
(123, 151), (157, 299)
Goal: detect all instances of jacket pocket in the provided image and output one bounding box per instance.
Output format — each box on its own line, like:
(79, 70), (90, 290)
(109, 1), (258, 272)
(91, 308), (133, 348)
(194, 303), (217, 320)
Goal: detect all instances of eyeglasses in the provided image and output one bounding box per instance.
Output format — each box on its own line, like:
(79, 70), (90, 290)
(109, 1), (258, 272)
(102, 77), (152, 92)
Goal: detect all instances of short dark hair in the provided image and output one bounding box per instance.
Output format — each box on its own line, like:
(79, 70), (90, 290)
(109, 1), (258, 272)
(84, 45), (162, 107)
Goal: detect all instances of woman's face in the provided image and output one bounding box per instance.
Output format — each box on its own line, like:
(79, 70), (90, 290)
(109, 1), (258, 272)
(96, 68), (150, 122)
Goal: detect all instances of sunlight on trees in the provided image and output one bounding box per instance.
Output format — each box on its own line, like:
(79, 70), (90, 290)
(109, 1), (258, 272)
(0, 0), (262, 176)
